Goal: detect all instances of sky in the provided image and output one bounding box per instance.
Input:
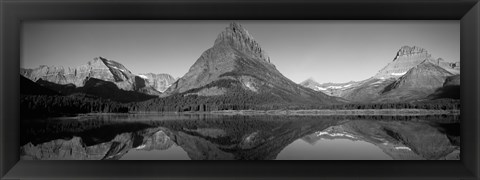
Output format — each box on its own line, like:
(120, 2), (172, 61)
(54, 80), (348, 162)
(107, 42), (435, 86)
(22, 20), (459, 84)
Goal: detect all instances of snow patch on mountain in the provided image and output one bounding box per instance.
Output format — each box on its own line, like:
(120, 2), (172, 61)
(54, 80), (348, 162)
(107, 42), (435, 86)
(316, 86), (327, 91)
(138, 75), (148, 79)
(370, 79), (386, 85)
(391, 72), (407, 76)
(244, 81), (257, 92)
(394, 146), (412, 151)
(315, 131), (356, 139)
(325, 84), (353, 89)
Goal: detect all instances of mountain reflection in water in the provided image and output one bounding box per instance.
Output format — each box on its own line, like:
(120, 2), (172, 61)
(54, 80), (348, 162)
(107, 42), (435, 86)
(20, 114), (460, 160)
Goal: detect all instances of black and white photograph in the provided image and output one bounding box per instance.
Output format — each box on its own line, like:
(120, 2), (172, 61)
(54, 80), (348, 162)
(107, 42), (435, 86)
(19, 20), (460, 160)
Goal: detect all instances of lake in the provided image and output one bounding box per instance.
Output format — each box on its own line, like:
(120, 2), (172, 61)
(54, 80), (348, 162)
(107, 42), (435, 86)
(20, 113), (460, 160)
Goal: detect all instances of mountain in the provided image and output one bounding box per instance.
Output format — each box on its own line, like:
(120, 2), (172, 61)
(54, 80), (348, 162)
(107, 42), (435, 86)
(22, 57), (128, 87)
(375, 46), (459, 79)
(428, 74), (460, 99)
(299, 78), (322, 91)
(301, 46), (460, 103)
(163, 22), (340, 106)
(377, 60), (454, 102)
(432, 58), (460, 75)
(20, 75), (59, 96)
(138, 73), (176, 93)
(21, 57), (162, 97)
(342, 60), (455, 103)
(300, 79), (359, 97)
(35, 77), (158, 103)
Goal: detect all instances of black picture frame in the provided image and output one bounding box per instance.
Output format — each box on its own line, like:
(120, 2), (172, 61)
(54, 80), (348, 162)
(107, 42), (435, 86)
(1, 0), (479, 179)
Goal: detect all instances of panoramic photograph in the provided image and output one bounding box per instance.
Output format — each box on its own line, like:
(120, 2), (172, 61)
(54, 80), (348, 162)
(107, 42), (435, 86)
(20, 20), (460, 160)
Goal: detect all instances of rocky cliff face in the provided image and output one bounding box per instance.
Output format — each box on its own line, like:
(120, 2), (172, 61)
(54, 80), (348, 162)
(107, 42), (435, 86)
(138, 73), (176, 93)
(376, 46), (429, 78)
(21, 57), (162, 96)
(165, 22), (340, 105)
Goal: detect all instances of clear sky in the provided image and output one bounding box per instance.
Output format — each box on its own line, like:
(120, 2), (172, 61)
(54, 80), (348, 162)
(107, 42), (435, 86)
(22, 20), (459, 84)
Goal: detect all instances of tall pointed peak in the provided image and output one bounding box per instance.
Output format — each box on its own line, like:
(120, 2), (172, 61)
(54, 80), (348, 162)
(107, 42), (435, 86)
(227, 22), (252, 38)
(97, 56), (112, 64)
(87, 56), (107, 66)
(95, 56), (121, 67)
(214, 22), (271, 63)
(215, 22), (254, 44)
(229, 21), (242, 29)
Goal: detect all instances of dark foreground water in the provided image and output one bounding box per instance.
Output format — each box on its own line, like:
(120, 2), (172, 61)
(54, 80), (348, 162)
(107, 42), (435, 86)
(20, 113), (460, 160)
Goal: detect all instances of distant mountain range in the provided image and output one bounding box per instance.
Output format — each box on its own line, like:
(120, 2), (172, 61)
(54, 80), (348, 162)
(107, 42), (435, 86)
(21, 57), (176, 101)
(20, 22), (460, 113)
(300, 46), (460, 103)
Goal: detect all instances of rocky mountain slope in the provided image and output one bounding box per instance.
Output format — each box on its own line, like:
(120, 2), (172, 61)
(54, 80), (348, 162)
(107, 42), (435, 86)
(138, 73), (176, 93)
(163, 22), (340, 105)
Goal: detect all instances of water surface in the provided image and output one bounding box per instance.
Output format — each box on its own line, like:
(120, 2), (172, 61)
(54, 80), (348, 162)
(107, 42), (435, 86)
(20, 113), (460, 160)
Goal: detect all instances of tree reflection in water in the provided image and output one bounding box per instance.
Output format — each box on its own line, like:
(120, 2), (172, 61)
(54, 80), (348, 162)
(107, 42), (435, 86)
(20, 114), (460, 160)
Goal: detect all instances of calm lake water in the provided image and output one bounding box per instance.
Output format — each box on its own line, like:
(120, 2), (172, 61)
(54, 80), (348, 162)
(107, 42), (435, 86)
(20, 113), (460, 160)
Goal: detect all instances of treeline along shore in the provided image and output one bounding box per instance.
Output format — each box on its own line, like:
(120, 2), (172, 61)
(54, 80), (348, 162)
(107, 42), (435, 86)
(21, 94), (460, 118)
(210, 109), (460, 116)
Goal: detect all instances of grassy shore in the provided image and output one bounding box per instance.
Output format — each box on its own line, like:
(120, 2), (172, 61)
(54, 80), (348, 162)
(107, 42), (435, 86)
(210, 109), (460, 116)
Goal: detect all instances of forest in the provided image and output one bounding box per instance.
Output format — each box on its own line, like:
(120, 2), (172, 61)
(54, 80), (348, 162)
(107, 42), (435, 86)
(21, 94), (129, 118)
(21, 92), (460, 118)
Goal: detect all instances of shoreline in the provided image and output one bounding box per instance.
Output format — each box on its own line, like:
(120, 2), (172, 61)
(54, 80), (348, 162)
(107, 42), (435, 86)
(119, 109), (459, 116)
(209, 109), (460, 116)
(23, 109), (460, 120)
